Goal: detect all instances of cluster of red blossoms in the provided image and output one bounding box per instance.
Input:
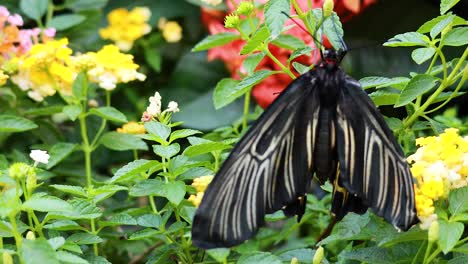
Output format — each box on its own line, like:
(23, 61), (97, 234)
(200, 0), (376, 108)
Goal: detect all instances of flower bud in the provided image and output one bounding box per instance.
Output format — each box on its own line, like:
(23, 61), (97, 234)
(323, 0), (334, 17)
(224, 14), (240, 29)
(237, 2), (254, 15)
(290, 257), (299, 264)
(26, 172), (37, 193)
(3, 252), (13, 264)
(26, 231), (36, 240)
(428, 220), (439, 242)
(313, 246), (324, 264)
(8, 162), (30, 180)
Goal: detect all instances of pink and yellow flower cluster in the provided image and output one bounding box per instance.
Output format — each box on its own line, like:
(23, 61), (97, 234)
(408, 128), (468, 228)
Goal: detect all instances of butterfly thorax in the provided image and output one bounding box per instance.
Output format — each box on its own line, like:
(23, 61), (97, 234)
(314, 64), (345, 105)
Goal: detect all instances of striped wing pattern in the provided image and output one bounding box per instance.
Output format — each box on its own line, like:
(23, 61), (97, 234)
(335, 77), (417, 230)
(192, 73), (321, 249)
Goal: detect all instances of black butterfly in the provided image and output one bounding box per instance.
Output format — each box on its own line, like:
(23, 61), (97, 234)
(192, 37), (418, 250)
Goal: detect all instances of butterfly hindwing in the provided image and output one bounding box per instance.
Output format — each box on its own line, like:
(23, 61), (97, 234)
(192, 72), (321, 249)
(335, 76), (417, 230)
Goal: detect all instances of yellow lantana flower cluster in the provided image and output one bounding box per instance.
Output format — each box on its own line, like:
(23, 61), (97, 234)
(408, 128), (468, 229)
(188, 175), (214, 207)
(100, 7), (152, 51)
(11, 38), (74, 101)
(0, 70), (8, 86)
(85, 45), (146, 90)
(158, 18), (182, 43)
(116, 121), (146, 134)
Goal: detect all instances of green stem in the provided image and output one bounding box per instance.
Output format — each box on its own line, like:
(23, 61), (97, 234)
(424, 74), (466, 115)
(433, 46), (447, 80)
(91, 219), (98, 255)
(242, 89), (251, 131)
(412, 240), (427, 264)
(149, 196), (158, 214)
(45, 1), (54, 27)
(425, 248), (441, 264)
(425, 52), (439, 74)
(79, 115), (93, 187)
(9, 214), (24, 264)
(422, 241), (433, 264)
(403, 47), (468, 129)
(265, 47), (296, 79)
(90, 92), (111, 149)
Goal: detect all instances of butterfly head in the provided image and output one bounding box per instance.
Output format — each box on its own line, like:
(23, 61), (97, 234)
(323, 49), (346, 65)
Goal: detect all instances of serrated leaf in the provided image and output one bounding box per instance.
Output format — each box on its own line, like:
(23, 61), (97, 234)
(129, 228), (160, 240)
(292, 62), (309, 74)
(99, 213), (137, 227)
(72, 72), (87, 100)
(440, 0), (460, 14)
(278, 248), (315, 263)
(23, 106), (65, 116)
(238, 252), (282, 264)
(46, 143), (77, 169)
(153, 143), (180, 159)
(323, 12), (345, 50)
(207, 248), (230, 263)
(213, 78), (241, 109)
(63, 105), (82, 121)
(395, 74), (438, 107)
(418, 14), (453, 33)
(271, 34), (306, 50)
(51, 185), (87, 197)
(100, 131), (147, 151)
(289, 47), (313, 62)
(144, 121), (171, 142)
(438, 220), (464, 254)
(241, 26), (270, 55)
(430, 15), (454, 38)
(49, 14), (86, 30)
(359, 76), (391, 89)
(20, 0), (48, 20)
(169, 129), (202, 142)
(243, 52), (266, 75)
(129, 179), (165, 197)
(184, 141), (230, 156)
(192, 32), (240, 51)
(68, 199), (102, 219)
(43, 220), (82, 231)
(22, 195), (73, 213)
(48, 237), (65, 250)
(442, 27), (468, 46)
(137, 214), (162, 228)
(109, 159), (157, 183)
(369, 89), (400, 106)
(56, 251), (89, 264)
(67, 233), (103, 245)
(21, 238), (59, 264)
(411, 47), (435, 65)
(264, 0), (289, 39)
(449, 186), (468, 215)
(0, 115), (38, 132)
(89, 107), (127, 123)
(377, 77), (411, 90)
(341, 247), (392, 263)
(165, 181), (186, 205)
(384, 32), (429, 47)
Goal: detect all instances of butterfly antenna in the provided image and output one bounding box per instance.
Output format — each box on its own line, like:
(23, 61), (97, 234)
(280, 11), (325, 62)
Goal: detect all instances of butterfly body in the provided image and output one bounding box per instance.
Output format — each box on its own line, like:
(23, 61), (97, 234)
(192, 52), (418, 249)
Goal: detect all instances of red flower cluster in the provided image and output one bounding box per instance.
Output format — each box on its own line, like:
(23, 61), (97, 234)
(201, 0), (376, 108)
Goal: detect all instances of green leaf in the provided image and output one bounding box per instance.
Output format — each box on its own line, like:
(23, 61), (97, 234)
(271, 34), (306, 50)
(46, 142), (77, 169)
(22, 195), (73, 213)
(384, 32), (429, 47)
(63, 105), (82, 121)
(369, 89), (400, 106)
(448, 256), (468, 264)
(359, 76), (391, 89)
(43, 220), (82, 231)
(438, 219), (464, 254)
(67, 233), (103, 245)
(453, 243), (468, 254)
(184, 141), (230, 157)
(278, 248), (315, 263)
(264, 0), (289, 39)
(129, 179), (165, 197)
(0, 115), (37, 132)
(144, 122), (171, 142)
(109, 159), (158, 183)
(442, 27), (468, 46)
(85, 255), (111, 264)
(207, 248), (230, 263)
(129, 228), (160, 240)
(192, 32), (241, 51)
(378, 228), (426, 247)
(238, 252), (282, 264)
(323, 13), (345, 50)
(430, 15), (454, 38)
(288, 47), (313, 62)
(68, 199), (102, 219)
(213, 78), (241, 109)
(153, 143), (180, 159)
(236, 70), (275, 93)
(100, 132), (148, 151)
(292, 62), (309, 74)
(89, 107), (127, 123)
(418, 14), (453, 33)
(92, 185), (128, 203)
(241, 26), (270, 55)
(395, 74), (438, 107)
(24, 106), (65, 116)
(56, 251), (89, 264)
(64, 0), (108, 11)
(165, 181), (186, 205)
(48, 237), (65, 250)
(49, 14), (85, 30)
(341, 247), (392, 263)
(449, 186), (468, 215)
(169, 129), (202, 142)
(99, 213), (137, 227)
(144, 46), (162, 72)
(440, 0), (460, 14)
(20, 0), (48, 20)
(21, 238), (59, 264)
(411, 47), (435, 65)
(137, 214), (162, 228)
(384, 117), (403, 131)
(243, 52), (266, 75)
(51, 185), (87, 197)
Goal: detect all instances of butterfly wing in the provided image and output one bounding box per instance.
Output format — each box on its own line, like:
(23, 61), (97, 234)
(192, 72), (321, 249)
(335, 76), (418, 230)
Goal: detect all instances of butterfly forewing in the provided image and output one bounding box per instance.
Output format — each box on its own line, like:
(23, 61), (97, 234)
(192, 73), (321, 249)
(335, 77), (417, 230)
